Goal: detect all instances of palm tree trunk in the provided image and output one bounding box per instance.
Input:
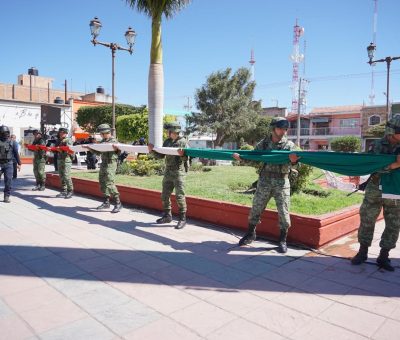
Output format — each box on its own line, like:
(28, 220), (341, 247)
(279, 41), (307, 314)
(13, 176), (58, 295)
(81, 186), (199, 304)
(148, 16), (163, 147)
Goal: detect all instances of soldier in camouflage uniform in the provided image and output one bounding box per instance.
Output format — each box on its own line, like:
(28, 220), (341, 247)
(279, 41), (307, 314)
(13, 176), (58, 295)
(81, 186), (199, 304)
(233, 117), (299, 253)
(148, 122), (189, 229)
(352, 116), (400, 271)
(55, 127), (73, 199)
(31, 129), (47, 191)
(84, 124), (122, 213)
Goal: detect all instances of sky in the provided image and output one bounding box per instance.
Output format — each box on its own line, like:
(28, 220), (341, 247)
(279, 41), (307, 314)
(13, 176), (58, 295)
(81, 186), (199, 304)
(1, 0), (400, 113)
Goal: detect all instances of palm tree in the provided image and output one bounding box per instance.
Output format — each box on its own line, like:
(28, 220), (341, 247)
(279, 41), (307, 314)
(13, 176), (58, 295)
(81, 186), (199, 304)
(126, 0), (191, 146)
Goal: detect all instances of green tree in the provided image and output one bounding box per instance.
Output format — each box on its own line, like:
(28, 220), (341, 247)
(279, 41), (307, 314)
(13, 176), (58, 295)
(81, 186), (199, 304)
(76, 104), (147, 133)
(238, 115), (273, 145)
(116, 113), (177, 142)
(187, 67), (261, 147)
(125, 0), (192, 147)
(330, 136), (361, 152)
(366, 122), (385, 138)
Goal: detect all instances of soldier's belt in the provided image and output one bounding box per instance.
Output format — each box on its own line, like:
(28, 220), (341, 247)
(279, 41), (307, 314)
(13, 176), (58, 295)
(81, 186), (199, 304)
(265, 172), (288, 179)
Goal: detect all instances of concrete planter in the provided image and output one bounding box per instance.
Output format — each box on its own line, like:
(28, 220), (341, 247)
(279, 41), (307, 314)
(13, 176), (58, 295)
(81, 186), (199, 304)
(46, 173), (381, 249)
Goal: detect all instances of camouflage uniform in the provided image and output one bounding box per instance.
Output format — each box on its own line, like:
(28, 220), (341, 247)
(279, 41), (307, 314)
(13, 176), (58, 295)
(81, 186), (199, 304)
(352, 116), (400, 271)
(94, 124), (122, 213)
(56, 129), (73, 197)
(239, 117), (296, 252)
(154, 122), (189, 229)
(32, 131), (46, 190)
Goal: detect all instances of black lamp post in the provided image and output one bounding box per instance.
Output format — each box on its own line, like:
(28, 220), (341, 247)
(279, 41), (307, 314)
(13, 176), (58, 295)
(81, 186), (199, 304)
(367, 42), (400, 122)
(89, 17), (136, 136)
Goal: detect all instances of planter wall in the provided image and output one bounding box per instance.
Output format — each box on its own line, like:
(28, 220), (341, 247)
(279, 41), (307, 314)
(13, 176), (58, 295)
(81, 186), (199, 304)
(46, 173), (382, 249)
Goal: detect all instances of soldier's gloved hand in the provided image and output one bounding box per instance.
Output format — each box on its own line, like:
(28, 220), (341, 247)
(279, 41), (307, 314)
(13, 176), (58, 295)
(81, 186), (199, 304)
(112, 144), (119, 152)
(17, 164), (21, 171)
(289, 153), (300, 164)
(177, 149), (185, 156)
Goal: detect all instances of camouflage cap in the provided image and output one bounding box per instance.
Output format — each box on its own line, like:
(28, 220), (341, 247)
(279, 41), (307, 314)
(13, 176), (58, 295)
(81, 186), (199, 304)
(385, 116), (400, 135)
(270, 117), (289, 129)
(58, 127), (69, 134)
(164, 122), (181, 132)
(97, 123), (111, 133)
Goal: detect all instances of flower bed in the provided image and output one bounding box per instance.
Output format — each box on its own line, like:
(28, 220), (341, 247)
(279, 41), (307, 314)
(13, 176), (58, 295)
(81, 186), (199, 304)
(46, 173), (382, 249)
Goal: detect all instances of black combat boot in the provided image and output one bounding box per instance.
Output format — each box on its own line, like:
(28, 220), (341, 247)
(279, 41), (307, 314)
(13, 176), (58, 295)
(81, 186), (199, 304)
(351, 244), (369, 265)
(4, 195), (10, 203)
(38, 183), (45, 191)
(96, 198), (111, 210)
(64, 191), (73, 199)
(56, 191), (67, 198)
(111, 197), (122, 213)
(238, 224), (257, 246)
(277, 229), (288, 253)
(376, 248), (394, 271)
(175, 213), (187, 229)
(156, 212), (172, 224)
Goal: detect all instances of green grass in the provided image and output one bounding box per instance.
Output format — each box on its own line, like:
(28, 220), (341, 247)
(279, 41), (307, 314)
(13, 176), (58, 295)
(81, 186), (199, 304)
(72, 166), (363, 215)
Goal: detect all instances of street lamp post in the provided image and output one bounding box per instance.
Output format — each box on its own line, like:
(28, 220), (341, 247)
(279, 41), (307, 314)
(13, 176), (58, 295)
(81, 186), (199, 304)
(367, 42), (400, 122)
(89, 17), (136, 136)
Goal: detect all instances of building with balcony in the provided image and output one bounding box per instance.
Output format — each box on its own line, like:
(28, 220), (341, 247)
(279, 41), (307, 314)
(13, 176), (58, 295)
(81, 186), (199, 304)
(286, 105), (362, 150)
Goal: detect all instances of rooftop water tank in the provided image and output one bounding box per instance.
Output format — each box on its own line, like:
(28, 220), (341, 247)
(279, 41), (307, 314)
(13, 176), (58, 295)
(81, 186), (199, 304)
(54, 97), (64, 104)
(28, 67), (39, 76)
(96, 86), (105, 94)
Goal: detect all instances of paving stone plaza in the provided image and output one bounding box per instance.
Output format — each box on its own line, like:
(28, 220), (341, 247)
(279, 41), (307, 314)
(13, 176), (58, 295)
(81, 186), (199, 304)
(0, 166), (400, 339)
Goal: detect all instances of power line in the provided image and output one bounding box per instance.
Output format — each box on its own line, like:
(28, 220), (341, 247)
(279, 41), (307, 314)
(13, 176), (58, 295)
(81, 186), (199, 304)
(258, 69), (400, 89)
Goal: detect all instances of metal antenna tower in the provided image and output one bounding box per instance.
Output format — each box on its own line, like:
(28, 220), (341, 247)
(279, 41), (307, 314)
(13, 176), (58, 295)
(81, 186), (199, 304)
(290, 19), (304, 113)
(249, 48), (255, 82)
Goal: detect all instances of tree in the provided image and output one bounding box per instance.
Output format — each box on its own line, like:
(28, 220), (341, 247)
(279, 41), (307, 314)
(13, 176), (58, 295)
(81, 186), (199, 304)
(187, 67), (261, 147)
(116, 113), (177, 142)
(238, 115), (273, 145)
(330, 136), (361, 152)
(76, 104), (147, 133)
(125, 0), (192, 147)
(366, 122), (385, 138)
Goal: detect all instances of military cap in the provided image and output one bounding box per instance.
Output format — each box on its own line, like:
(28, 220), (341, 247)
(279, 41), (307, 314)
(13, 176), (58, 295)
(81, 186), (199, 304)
(32, 129), (41, 135)
(164, 122), (181, 132)
(58, 127), (69, 134)
(0, 125), (10, 136)
(270, 117), (289, 129)
(385, 116), (400, 135)
(97, 123), (111, 133)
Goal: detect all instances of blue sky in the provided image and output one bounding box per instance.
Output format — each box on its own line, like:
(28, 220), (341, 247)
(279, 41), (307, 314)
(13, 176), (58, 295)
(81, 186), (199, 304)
(1, 0), (399, 113)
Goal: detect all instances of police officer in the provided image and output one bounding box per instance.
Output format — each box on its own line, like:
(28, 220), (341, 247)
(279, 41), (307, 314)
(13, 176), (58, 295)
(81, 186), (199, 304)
(55, 127), (73, 198)
(352, 116), (400, 271)
(233, 117), (299, 253)
(0, 125), (21, 202)
(31, 129), (47, 191)
(148, 122), (189, 229)
(84, 124), (122, 213)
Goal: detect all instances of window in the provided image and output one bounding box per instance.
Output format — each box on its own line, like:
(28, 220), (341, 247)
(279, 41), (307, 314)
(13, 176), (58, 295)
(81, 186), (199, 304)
(369, 115), (381, 126)
(340, 119), (358, 128)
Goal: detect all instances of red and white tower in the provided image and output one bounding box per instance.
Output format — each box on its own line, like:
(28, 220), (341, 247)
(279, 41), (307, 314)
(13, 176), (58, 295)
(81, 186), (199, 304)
(290, 20), (304, 113)
(369, 0), (378, 105)
(249, 48), (255, 81)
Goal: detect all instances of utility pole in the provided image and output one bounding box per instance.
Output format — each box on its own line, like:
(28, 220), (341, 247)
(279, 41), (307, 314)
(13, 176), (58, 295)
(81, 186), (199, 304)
(296, 78), (302, 147)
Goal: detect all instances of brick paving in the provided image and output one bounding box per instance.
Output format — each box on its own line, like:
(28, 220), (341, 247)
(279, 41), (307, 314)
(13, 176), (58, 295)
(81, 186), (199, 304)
(0, 165), (399, 339)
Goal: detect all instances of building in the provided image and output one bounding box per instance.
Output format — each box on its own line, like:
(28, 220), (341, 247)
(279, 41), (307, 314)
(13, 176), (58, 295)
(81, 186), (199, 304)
(287, 105), (362, 150)
(260, 106), (287, 117)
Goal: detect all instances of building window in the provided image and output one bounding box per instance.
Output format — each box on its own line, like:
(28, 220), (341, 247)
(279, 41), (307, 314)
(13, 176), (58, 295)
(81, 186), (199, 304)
(369, 115), (381, 126)
(340, 119), (358, 128)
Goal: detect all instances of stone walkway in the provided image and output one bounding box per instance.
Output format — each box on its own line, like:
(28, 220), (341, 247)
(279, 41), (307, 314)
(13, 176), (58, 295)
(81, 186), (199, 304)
(0, 165), (399, 339)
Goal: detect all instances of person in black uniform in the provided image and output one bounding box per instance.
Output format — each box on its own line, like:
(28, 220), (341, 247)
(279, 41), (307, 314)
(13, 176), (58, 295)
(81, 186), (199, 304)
(85, 136), (98, 170)
(0, 126), (21, 202)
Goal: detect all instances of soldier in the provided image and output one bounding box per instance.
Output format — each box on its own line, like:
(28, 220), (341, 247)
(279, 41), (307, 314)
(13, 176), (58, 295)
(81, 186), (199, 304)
(31, 129), (47, 191)
(84, 124), (122, 213)
(85, 136), (97, 170)
(148, 122), (189, 229)
(55, 127), (73, 198)
(351, 116), (400, 271)
(233, 117), (299, 253)
(0, 125), (21, 202)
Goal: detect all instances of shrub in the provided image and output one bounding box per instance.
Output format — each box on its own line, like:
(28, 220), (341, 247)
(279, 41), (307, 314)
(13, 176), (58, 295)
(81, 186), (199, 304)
(129, 155), (165, 176)
(189, 162), (204, 172)
(331, 136), (361, 152)
(290, 163), (314, 195)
